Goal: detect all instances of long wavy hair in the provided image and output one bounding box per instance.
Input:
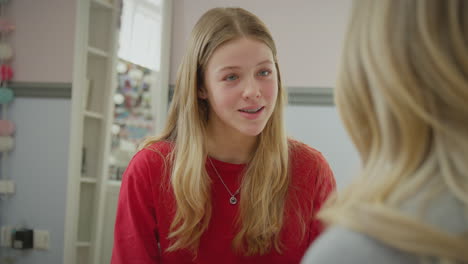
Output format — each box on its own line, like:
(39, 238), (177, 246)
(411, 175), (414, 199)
(141, 7), (290, 255)
(319, 0), (468, 262)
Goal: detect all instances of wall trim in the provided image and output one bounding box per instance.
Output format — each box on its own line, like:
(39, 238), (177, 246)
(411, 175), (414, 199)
(11, 83), (334, 106)
(287, 87), (334, 106)
(10, 82), (72, 98)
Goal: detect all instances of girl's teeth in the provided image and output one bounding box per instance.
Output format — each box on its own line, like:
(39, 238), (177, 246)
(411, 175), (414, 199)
(241, 107), (262, 113)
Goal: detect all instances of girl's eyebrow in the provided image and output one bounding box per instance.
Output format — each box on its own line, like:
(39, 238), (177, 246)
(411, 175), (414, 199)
(216, 65), (240, 73)
(216, 59), (274, 73)
(256, 59), (274, 66)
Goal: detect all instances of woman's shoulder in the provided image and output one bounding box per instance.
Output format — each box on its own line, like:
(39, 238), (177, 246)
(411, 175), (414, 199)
(402, 191), (468, 235)
(301, 226), (418, 264)
(128, 140), (174, 172)
(120, 140), (175, 189)
(141, 140), (174, 157)
(287, 138), (336, 200)
(287, 138), (330, 171)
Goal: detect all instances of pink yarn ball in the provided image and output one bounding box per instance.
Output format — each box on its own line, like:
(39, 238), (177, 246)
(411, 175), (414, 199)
(0, 64), (13, 81)
(0, 18), (14, 33)
(0, 120), (15, 136)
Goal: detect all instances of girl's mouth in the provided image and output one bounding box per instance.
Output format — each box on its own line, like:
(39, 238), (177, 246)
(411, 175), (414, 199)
(239, 106), (264, 113)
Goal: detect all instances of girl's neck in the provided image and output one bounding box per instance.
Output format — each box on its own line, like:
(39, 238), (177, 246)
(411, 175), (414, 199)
(206, 125), (257, 164)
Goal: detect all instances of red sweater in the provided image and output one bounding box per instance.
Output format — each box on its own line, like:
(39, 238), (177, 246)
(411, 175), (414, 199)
(111, 140), (335, 264)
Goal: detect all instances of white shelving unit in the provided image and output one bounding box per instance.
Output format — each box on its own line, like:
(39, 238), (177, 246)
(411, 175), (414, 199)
(64, 0), (172, 263)
(64, 0), (119, 263)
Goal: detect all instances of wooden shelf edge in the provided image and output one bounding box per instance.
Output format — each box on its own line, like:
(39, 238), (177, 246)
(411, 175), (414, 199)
(76, 241), (92, 247)
(107, 180), (122, 187)
(84, 110), (104, 120)
(88, 46), (109, 58)
(91, 0), (114, 10)
(80, 177), (97, 184)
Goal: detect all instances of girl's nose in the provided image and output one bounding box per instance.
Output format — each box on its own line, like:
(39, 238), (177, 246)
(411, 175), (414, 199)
(242, 78), (261, 100)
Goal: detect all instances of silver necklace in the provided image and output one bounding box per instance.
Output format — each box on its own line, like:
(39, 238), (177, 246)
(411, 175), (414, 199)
(208, 158), (240, 205)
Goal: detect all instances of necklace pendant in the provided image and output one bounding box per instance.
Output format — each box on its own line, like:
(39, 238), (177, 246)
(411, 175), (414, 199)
(229, 196), (238, 205)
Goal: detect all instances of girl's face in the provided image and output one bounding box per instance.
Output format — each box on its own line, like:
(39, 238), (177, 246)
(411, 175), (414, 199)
(201, 37), (278, 138)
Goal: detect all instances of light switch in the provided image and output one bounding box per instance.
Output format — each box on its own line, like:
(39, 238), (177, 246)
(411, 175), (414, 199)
(0, 180), (15, 194)
(0, 225), (13, 247)
(33, 230), (50, 250)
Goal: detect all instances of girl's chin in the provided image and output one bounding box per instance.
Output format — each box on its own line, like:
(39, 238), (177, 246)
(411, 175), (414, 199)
(237, 125), (266, 137)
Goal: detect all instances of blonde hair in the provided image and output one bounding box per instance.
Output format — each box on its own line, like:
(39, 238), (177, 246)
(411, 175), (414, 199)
(319, 0), (468, 262)
(142, 7), (290, 255)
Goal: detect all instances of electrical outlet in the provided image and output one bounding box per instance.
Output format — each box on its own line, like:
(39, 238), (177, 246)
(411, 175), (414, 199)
(33, 230), (50, 250)
(0, 225), (13, 247)
(0, 180), (15, 194)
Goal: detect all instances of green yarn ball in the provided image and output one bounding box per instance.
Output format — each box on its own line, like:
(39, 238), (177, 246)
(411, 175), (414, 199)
(0, 87), (13, 104)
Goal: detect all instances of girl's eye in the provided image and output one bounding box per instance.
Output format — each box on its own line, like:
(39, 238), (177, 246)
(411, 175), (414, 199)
(224, 74), (238, 81)
(258, 70), (271, 77)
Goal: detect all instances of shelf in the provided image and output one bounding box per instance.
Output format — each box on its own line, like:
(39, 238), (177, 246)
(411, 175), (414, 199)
(67, 0), (123, 263)
(76, 241), (92, 247)
(80, 177), (97, 184)
(88, 46), (109, 58)
(77, 184), (96, 242)
(86, 56), (107, 113)
(82, 118), (102, 179)
(84, 111), (104, 120)
(107, 180), (121, 188)
(91, 0), (113, 10)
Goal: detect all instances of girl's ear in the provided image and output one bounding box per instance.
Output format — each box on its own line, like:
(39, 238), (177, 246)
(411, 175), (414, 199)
(198, 86), (208, 99)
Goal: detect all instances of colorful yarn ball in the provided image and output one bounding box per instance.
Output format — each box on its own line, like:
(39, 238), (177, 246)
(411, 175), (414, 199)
(0, 64), (13, 81)
(0, 18), (14, 33)
(0, 120), (15, 136)
(0, 87), (13, 104)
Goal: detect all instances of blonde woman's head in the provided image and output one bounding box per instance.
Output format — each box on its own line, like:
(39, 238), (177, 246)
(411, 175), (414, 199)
(321, 0), (468, 262)
(336, 0), (468, 169)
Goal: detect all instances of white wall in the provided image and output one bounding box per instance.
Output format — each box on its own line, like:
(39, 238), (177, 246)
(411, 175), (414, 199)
(170, 0), (351, 87)
(8, 0), (76, 83)
(0, 0), (76, 263)
(1, 98), (71, 264)
(285, 106), (360, 189)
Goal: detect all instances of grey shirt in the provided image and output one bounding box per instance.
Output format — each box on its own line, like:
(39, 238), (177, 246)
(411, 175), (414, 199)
(301, 192), (467, 264)
(302, 226), (418, 264)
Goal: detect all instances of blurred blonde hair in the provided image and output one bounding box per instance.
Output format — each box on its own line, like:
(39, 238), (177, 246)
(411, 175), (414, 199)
(142, 7), (290, 255)
(319, 0), (468, 262)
